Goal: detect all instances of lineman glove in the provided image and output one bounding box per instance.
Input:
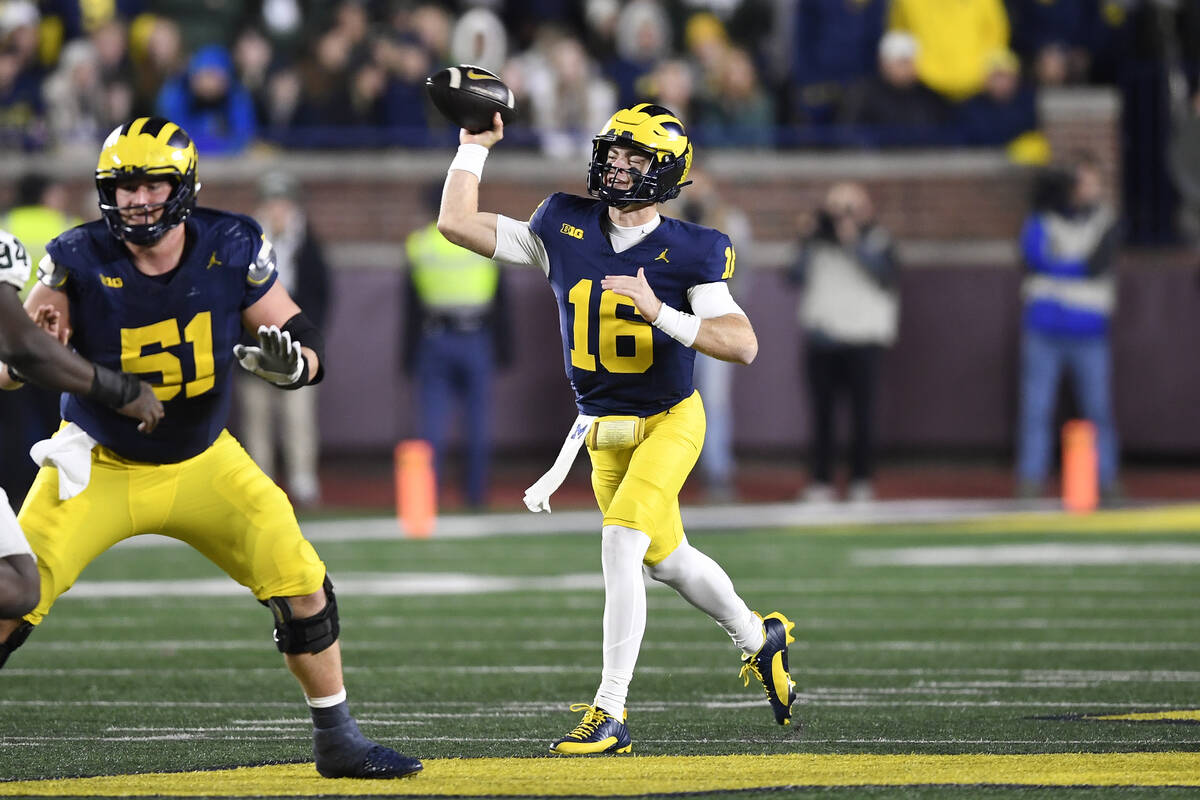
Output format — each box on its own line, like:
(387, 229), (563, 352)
(234, 325), (306, 387)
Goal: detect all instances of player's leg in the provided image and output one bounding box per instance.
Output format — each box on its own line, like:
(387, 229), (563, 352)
(545, 444), (637, 754)
(280, 386), (320, 506)
(460, 331), (493, 508)
(416, 334), (454, 492)
(635, 393), (797, 725)
(804, 345), (837, 499)
(165, 431), (421, 779)
(1067, 336), (1120, 495)
(0, 487), (37, 619)
(0, 450), (136, 667)
(1016, 330), (1064, 497)
(237, 373), (277, 479)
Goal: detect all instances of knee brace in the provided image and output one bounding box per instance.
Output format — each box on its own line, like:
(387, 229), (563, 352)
(268, 576), (340, 655)
(0, 620), (34, 669)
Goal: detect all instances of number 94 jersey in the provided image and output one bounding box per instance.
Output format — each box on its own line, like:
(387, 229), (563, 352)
(43, 208), (277, 463)
(530, 192), (735, 417)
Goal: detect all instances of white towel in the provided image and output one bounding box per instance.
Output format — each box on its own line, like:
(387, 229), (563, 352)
(29, 422), (98, 500)
(523, 414), (596, 513)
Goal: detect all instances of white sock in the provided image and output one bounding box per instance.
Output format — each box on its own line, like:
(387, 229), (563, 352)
(592, 524), (650, 718)
(646, 539), (765, 656)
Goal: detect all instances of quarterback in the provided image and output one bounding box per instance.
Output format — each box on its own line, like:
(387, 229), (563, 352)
(438, 104), (798, 753)
(0, 228), (162, 618)
(0, 118), (421, 779)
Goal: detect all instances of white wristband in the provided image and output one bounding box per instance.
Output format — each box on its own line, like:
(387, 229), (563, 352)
(449, 143), (489, 181)
(652, 303), (701, 348)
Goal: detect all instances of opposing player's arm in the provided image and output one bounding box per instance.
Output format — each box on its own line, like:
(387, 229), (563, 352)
(240, 280), (321, 385)
(0, 278), (163, 431)
(437, 112), (505, 259)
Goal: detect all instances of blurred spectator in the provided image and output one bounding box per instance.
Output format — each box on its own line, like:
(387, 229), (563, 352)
(600, 0), (673, 109)
(0, 1), (46, 150)
(957, 47), (1049, 164)
(835, 30), (954, 147)
(41, 0), (146, 43)
(129, 14), (183, 118)
(43, 39), (128, 153)
(376, 33), (434, 144)
(789, 182), (899, 504)
(237, 171), (331, 508)
(1015, 152), (1121, 502)
(90, 19), (136, 123)
(789, 0), (887, 125)
(1006, 0), (1096, 84)
(146, 0), (249, 52)
(683, 168), (753, 503)
(408, 2), (453, 66)
(692, 45), (774, 148)
(522, 31), (617, 159)
(889, 0), (1010, 100)
(639, 57), (697, 123)
(157, 44), (257, 155)
(232, 26), (277, 127)
(0, 173), (81, 507)
(403, 186), (509, 510)
(449, 7), (508, 73)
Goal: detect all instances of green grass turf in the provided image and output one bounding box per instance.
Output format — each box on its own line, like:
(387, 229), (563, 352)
(2, 519), (1198, 799)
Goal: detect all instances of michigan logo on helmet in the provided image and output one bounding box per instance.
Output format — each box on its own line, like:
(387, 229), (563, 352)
(96, 117), (199, 245)
(586, 104), (693, 207)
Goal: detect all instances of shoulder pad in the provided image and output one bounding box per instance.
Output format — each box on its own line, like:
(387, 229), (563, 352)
(37, 254), (69, 289)
(0, 230), (31, 291)
(247, 236), (276, 286)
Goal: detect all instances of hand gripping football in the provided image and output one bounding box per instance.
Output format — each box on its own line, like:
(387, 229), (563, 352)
(425, 65), (516, 134)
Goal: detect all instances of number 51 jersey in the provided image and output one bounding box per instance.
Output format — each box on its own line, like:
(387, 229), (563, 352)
(43, 208), (277, 463)
(530, 192), (735, 417)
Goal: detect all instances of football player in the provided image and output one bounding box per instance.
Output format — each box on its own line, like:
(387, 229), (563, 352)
(438, 104), (798, 753)
(0, 118), (422, 779)
(0, 228), (162, 619)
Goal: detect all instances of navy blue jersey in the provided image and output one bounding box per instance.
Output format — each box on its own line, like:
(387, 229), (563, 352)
(529, 193), (734, 416)
(44, 208), (277, 463)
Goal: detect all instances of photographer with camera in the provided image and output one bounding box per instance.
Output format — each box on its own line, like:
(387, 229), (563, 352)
(789, 182), (899, 503)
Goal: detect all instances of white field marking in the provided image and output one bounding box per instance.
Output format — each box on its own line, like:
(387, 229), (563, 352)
(26, 637), (1200, 654)
(56, 572), (606, 599)
(55, 573), (1200, 603)
(853, 542), (1200, 567)
(110, 498), (1071, 547)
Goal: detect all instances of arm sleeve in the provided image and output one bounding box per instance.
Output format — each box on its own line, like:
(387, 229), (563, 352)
(687, 281), (746, 319)
(242, 234), (279, 307)
(494, 214), (550, 276)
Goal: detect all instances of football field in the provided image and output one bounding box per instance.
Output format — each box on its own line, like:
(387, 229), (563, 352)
(2, 502), (1200, 798)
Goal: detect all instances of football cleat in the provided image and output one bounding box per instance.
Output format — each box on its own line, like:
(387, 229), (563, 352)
(317, 744), (423, 779)
(739, 611), (798, 726)
(549, 703), (632, 755)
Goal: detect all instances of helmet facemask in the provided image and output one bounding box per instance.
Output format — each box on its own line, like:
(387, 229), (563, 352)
(97, 169), (196, 245)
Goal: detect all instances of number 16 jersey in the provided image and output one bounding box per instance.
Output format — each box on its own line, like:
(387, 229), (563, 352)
(528, 192), (733, 417)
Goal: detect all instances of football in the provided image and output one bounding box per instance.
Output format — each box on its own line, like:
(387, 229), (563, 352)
(425, 65), (516, 134)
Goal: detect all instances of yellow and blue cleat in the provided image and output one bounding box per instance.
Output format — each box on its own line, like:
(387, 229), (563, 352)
(549, 703), (632, 754)
(739, 611), (798, 726)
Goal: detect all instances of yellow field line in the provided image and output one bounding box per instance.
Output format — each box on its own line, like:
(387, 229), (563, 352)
(4, 752), (1200, 796)
(1092, 710), (1200, 722)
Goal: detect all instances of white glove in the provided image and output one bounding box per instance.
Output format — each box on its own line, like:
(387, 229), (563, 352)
(234, 325), (305, 387)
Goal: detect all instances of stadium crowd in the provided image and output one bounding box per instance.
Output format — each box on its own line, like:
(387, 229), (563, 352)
(1, 0), (1197, 158)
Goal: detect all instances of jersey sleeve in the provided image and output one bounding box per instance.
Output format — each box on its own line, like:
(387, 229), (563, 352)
(494, 215), (549, 275)
(527, 193), (557, 241)
(0, 230), (32, 292)
(696, 231), (734, 286)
